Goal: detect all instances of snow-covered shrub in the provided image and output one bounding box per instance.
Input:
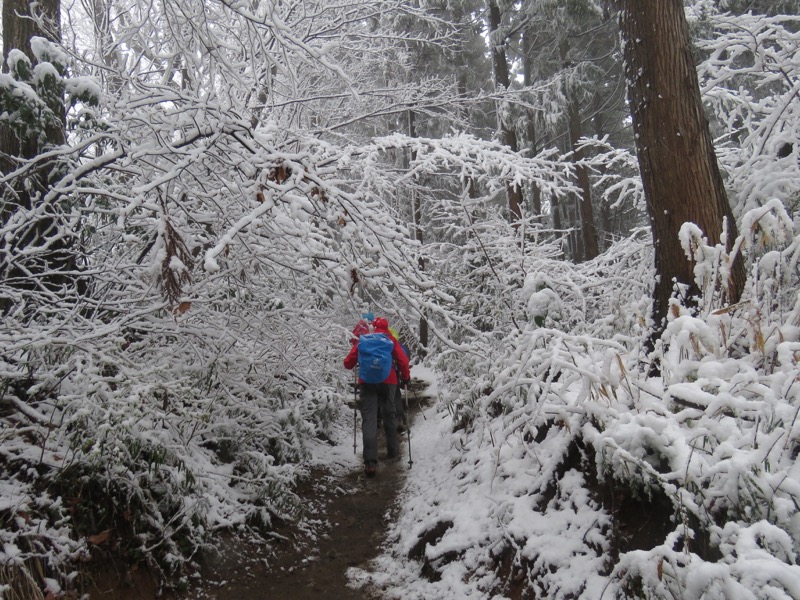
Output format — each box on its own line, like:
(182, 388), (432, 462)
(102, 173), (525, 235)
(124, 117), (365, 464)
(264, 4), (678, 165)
(588, 201), (800, 599)
(0, 305), (348, 592)
(376, 231), (650, 597)
(697, 13), (800, 218)
(0, 37), (101, 144)
(369, 197), (800, 600)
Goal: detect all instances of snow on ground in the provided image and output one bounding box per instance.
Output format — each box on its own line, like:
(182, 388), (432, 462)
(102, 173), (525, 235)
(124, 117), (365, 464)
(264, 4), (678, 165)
(306, 402), (363, 477)
(348, 365), (610, 600)
(347, 367), (462, 598)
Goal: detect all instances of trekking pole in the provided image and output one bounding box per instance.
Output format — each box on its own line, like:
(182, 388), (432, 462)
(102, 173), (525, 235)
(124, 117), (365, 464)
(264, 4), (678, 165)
(404, 384), (413, 468)
(353, 369), (358, 454)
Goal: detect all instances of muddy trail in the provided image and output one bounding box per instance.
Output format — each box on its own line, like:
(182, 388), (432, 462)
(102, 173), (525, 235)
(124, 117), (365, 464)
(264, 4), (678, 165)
(88, 380), (431, 600)
(189, 460), (408, 600)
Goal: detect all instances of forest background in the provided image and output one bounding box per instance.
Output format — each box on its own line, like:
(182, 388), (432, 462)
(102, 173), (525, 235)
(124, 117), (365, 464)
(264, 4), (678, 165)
(2, 0), (800, 598)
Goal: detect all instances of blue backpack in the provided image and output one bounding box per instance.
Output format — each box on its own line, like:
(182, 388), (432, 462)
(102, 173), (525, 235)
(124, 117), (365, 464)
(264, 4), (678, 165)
(357, 333), (394, 383)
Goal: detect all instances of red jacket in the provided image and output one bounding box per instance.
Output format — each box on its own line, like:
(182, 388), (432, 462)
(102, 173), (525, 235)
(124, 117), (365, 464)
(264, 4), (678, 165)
(344, 327), (410, 385)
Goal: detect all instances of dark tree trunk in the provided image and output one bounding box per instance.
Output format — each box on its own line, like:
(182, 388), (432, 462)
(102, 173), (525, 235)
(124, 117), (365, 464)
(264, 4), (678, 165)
(551, 195), (563, 237)
(559, 35), (599, 262)
(407, 110), (429, 354)
(522, 25), (542, 216)
(1, 0), (77, 314)
(592, 92), (611, 251)
(487, 0), (523, 224)
(567, 97), (600, 261)
(616, 0), (745, 336)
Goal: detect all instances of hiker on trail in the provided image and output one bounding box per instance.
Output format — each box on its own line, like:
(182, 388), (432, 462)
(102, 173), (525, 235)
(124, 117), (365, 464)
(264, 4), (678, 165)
(389, 327), (411, 433)
(344, 317), (410, 477)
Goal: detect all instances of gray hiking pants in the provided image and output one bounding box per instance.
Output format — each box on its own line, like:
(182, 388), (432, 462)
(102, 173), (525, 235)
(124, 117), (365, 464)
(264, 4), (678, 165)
(359, 383), (399, 464)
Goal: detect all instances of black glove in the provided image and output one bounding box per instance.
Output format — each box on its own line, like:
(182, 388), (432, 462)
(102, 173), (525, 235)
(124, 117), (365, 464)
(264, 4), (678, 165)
(401, 379), (410, 389)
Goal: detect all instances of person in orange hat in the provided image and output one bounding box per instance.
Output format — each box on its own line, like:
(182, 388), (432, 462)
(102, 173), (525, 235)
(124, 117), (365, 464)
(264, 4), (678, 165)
(344, 317), (410, 477)
(388, 326), (410, 433)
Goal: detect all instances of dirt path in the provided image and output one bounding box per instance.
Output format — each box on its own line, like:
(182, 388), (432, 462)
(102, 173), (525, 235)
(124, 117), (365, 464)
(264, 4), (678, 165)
(185, 384), (430, 600)
(187, 458), (409, 600)
(85, 382), (430, 600)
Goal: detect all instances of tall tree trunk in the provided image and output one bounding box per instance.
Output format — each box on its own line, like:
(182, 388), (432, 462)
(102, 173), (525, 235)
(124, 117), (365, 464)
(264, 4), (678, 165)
(487, 0), (523, 225)
(407, 110), (429, 354)
(567, 98), (600, 261)
(560, 37), (599, 262)
(1, 0), (75, 314)
(616, 0), (745, 338)
(551, 194), (563, 239)
(601, 199), (612, 248)
(522, 25), (542, 216)
(567, 201), (580, 259)
(591, 91), (611, 251)
(87, 0), (124, 96)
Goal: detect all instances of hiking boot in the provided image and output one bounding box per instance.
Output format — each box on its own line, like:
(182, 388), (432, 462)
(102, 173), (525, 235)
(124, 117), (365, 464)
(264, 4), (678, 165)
(365, 463), (377, 477)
